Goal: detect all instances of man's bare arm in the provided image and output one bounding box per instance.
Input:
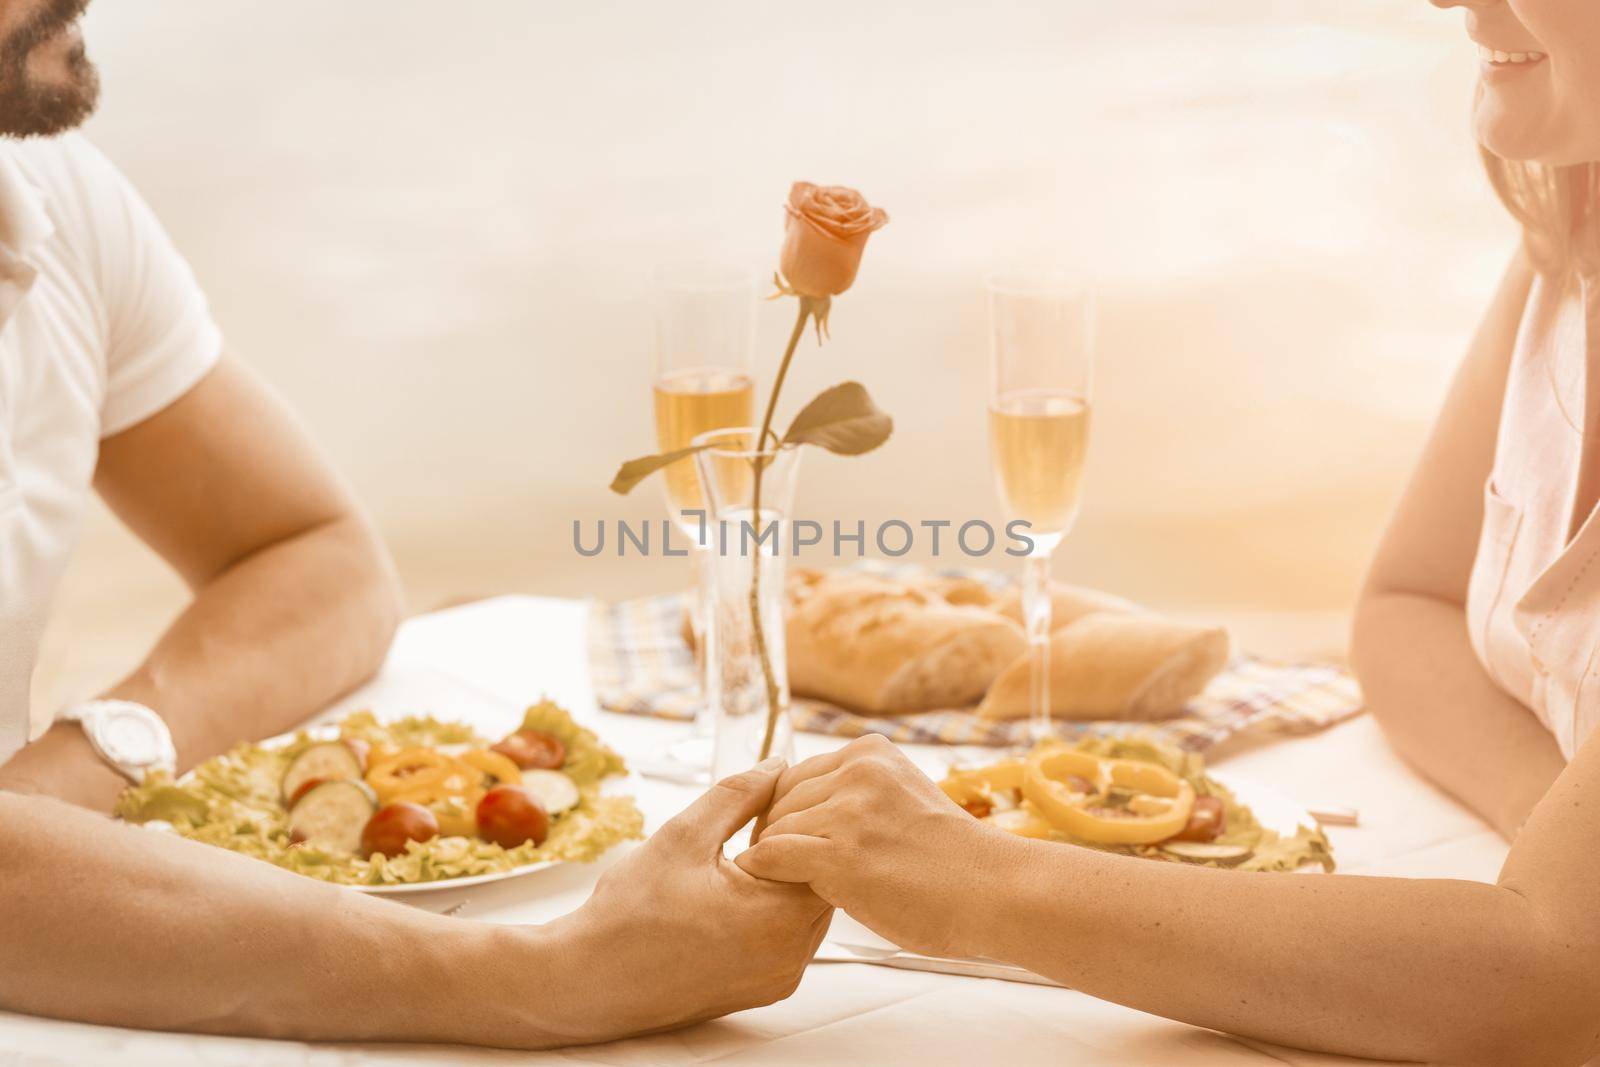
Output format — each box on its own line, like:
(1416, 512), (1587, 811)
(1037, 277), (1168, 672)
(0, 355), (402, 810)
(0, 762), (828, 1047)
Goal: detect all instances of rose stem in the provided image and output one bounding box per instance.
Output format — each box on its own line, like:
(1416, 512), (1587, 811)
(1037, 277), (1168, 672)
(749, 295), (812, 762)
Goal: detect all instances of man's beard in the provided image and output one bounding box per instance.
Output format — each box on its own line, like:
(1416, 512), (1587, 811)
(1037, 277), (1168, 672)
(0, 0), (98, 138)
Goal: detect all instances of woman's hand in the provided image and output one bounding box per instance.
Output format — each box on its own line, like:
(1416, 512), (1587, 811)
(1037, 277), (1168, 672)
(542, 757), (833, 1044)
(736, 734), (1019, 958)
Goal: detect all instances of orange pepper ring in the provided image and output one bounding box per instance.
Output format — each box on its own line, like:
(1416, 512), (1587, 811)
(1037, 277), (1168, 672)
(939, 758), (1025, 809)
(459, 749), (523, 790)
(1023, 748), (1195, 845)
(365, 748), (454, 803)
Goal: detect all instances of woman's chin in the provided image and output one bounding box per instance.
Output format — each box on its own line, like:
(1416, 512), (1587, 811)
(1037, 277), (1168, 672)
(1473, 96), (1598, 166)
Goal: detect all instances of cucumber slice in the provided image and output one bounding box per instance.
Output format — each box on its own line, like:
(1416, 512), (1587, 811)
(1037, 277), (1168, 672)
(1160, 841), (1251, 864)
(520, 770), (579, 816)
(281, 741), (364, 805)
(288, 780), (377, 854)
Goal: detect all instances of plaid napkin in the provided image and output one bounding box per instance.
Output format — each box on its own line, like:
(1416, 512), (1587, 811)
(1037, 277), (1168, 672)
(587, 568), (1364, 752)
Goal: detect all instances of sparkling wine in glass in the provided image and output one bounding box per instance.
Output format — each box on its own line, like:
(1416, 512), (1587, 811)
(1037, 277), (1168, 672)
(987, 274), (1094, 745)
(650, 263), (756, 776)
(654, 366), (755, 524)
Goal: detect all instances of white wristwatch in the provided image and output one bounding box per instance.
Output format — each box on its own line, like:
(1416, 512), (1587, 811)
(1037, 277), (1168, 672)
(59, 699), (177, 784)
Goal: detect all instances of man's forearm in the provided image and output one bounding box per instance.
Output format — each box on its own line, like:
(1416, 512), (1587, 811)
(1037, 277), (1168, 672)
(1352, 590), (1563, 840)
(110, 514), (401, 776)
(0, 790), (585, 1047)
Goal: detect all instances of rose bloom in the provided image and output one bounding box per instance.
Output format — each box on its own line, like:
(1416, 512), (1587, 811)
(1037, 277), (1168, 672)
(779, 182), (889, 298)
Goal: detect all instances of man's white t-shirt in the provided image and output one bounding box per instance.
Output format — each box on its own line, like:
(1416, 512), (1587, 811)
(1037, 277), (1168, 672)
(0, 133), (222, 762)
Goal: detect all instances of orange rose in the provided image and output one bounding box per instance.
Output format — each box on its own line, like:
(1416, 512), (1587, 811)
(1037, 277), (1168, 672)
(778, 182), (889, 298)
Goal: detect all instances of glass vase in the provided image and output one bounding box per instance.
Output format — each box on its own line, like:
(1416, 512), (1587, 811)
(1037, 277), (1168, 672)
(692, 427), (801, 785)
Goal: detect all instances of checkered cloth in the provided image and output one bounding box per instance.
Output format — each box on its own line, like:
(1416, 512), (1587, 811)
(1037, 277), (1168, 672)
(587, 567), (1365, 751)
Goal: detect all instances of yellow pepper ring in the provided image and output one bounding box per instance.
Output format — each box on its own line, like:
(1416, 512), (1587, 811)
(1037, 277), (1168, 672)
(459, 749), (523, 789)
(939, 759), (1025, 808)
(365, 748), (454, 803)
(1023, 748), (1195, 845)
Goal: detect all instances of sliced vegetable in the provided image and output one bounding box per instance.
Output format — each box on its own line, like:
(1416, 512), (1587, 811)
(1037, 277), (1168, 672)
(288, 776), (330, 808)
(281, 741), (364, 805)
(939, 759), (1024, 812)
(360, 801), (440, 858)
(1160, 841), (1250, 864)
(1170, 795), (1226, 843)
(1022, 746), (1195, 845)
(288, 779), (377, 854)
(460, 749), (523, 790)
(984, 805), (1054, 839)
(492, 729), (567, 771)
(520, 769), (579, 815)
(365, 748), (455, 803)
(341, 737), (372, 771)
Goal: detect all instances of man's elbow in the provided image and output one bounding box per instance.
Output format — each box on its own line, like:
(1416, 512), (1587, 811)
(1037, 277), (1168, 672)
(331, 515), (404, 681)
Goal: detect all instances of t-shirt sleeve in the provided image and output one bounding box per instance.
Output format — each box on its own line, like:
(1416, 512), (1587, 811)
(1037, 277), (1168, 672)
(58, 136), (223, 438)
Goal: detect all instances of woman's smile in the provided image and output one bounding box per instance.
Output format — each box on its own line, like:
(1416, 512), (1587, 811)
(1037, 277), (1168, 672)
(1475, 44), (1545, 66)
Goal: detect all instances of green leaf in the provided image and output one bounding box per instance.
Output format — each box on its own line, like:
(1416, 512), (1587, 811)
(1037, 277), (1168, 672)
(608, 443), (711, 495)
(780, 381), (894, 456)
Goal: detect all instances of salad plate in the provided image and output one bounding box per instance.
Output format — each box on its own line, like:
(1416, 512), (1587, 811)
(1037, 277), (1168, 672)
(116, 699), (644, 893)
(942, 735), (1335, 872)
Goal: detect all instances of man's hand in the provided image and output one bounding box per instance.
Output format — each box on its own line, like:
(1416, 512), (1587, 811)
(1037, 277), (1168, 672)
(544, 758), (832, 1043)
(737, 735), (1008, 959)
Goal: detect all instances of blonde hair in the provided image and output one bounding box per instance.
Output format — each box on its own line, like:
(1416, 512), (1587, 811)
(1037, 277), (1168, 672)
(1481, 148), (1600, 278)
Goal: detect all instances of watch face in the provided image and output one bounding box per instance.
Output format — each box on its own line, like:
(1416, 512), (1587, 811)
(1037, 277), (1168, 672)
(98, 709), (162, 766)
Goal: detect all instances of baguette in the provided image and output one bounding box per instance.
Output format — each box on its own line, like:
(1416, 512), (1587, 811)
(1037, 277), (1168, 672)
(786, 572), (1026, 714)
(991, 582), (1143, 631)
(977, 613), (1230, 721)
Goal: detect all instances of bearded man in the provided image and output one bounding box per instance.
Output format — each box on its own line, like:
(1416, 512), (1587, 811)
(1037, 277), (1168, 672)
(0, 1), (827, 1047)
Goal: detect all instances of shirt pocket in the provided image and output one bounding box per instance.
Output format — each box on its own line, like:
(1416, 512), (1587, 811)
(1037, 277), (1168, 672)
(1528, 543), (1600, 759)
(1466, 478), (1523, 690)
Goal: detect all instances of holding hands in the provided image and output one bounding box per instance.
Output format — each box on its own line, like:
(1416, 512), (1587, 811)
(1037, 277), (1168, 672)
(738, 735), (1017, 959)
(553, 757), (833, 1043)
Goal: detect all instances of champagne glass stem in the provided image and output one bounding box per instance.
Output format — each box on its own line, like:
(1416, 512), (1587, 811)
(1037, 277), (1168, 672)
(1022, 550), (1054, 744)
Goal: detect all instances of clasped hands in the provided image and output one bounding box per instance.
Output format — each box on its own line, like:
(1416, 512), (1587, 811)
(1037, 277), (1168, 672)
(563, 735), (1007, 1042)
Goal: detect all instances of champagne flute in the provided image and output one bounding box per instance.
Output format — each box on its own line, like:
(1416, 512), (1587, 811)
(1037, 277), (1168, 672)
(986, 273), (1094, 745)
(651, 263), (756, 773)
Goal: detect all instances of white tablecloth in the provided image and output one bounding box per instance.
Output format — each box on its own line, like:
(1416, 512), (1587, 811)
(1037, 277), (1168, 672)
(0, 597), (1509, 1066)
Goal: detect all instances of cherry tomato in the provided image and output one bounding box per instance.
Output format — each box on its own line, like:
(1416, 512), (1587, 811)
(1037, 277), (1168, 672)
(491, 729), (566, 771)
(1171, 795), (1226, 843)
(475, 785), (550, 849)
(959, 797), (993, 819)
(360, 802), (440, 858)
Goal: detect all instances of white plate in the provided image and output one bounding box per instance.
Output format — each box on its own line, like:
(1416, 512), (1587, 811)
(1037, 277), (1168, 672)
(154, 670), (632, 896)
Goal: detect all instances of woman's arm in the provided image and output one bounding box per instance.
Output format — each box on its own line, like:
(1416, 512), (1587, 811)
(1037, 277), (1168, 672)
(1352, 247), (1564, 840)
(742, 734), (1600, 1067)
(0, 355), (403, 811)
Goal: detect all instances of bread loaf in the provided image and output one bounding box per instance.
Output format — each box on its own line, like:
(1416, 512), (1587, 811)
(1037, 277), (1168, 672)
(977, 613), (1230, 721)
(991, 583), (1142, 631)
(785, 572), (1026, 714)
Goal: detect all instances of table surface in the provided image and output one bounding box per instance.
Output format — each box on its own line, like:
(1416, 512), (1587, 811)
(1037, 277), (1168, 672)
(0, 596), (1510, 1067)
